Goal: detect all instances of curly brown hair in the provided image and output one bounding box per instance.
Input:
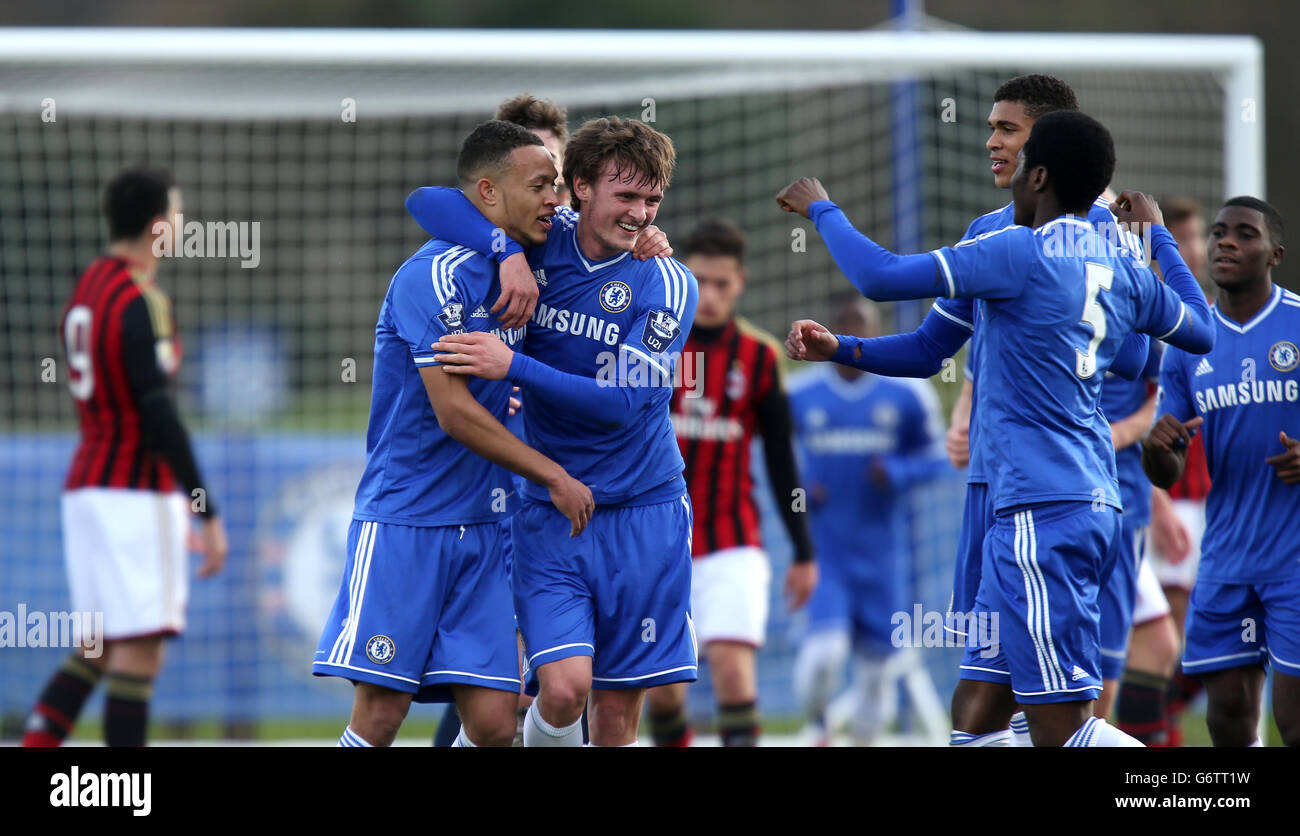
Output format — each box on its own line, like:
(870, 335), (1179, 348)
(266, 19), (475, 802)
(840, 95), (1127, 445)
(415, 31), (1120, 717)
(562, 117), (676, 211)
(495, 94), (568, 143)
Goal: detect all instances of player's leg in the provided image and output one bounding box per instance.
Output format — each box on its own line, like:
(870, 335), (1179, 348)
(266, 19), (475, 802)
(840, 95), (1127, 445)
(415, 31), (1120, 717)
(347, 682), (414, 747)
(1260, 577), (1300, 746)
(313, 520), (447, 746)
(1201, 666), (1266, 746)
(22, 644), (107, 747)
(947, 482), (1017, 744)
(1273, 672), (1300, 747)
(589, 687), (648, 746)
(1182, 579), (1268, 746)
(1095, 523), (1141, 719)
(450, 685), (518, 747)
(1115, 556), (1179, 744)
(588, 495), (698, 747)
(420, 521), (523, 746)
(991, 503), (1141, 747)
(708, 641), (760, 746)
(100, 635), (166, 747)
(794, 567), (852, 745)
(510, 500), (597, 746)
(1155, 498), (1205, 744)
(646, 682), (690, 746)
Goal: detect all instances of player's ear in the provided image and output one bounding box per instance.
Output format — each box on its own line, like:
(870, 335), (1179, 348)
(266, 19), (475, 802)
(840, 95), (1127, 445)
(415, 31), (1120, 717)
(475, 177), (497, 206)
(1030, 165), (1049, 194)
(1269, 243), (1284, 268)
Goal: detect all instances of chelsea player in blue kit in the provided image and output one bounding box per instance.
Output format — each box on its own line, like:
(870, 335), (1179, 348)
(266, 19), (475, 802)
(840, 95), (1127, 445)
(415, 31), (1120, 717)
(1144, 197), (1300, 747)
(788, 297), (949, 745)
(779, 111), (1214, 746)
(409, 116), (699, 747)
(313, 121), (595, 748)
(785, 74), (1153, 746)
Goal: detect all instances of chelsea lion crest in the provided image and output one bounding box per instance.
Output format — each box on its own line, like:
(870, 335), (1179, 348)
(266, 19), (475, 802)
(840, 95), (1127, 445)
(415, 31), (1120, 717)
(600, 280), (632, 313)
(1269, 341), (1298, 373)
(366, 634), (396, 665)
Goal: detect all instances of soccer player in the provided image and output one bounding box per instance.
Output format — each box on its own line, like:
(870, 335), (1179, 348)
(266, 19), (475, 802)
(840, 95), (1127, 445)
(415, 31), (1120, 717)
(313, 120), (596, 748)
(1144, 198), (1214, 744)
(786, 74), (1150, 746)
(434, 93), (572, 749)
(777, 110), (1214, 746)
(642, 218), (816, 748)
(413, 116), (700, 747)
(787, 296), (947, 745)
(23, 167), (228, 747)
(1142, 196), (1300, 747)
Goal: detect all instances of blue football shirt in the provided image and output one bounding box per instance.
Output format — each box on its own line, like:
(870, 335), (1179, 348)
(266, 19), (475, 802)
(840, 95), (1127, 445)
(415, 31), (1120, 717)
(519, 207), (699, 506)
(352, 240), (526, 526)
(931, 216), (1190, 513)
(788, 367), (947, 593)
(932, 197), (1131, 487)
(1157, 285), (1300, 583)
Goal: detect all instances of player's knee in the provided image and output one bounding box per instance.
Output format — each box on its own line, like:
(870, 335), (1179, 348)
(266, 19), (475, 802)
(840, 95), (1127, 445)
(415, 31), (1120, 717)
(539, 679), (588, 725)
(463, 713), (517, 747)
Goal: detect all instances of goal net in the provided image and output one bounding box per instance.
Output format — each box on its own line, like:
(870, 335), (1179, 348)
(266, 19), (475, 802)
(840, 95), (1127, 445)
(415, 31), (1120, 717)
(0, 27), (1262, 740)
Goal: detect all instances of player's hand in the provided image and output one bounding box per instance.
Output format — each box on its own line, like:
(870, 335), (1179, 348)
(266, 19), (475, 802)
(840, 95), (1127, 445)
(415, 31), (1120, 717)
(785, 319), (840, 362)
(547, 473), (595, 537)
(508, 386), (523, 417)
(491, 252), (538, 331)
(945, 424), (970, 469)
(195, 516), (228, 579)
(1265, 431), (1300, 484)
(1110, 190), (1165, 231)
(1144, 413), (1203, 453)
(868, 456), (895, 492)
(433, 331), (514, 380)
(1149, 489), (1191, 563)
(776, 177), (830, 219)
(784, 561), (818, 611)
(633, 225), (672, 260)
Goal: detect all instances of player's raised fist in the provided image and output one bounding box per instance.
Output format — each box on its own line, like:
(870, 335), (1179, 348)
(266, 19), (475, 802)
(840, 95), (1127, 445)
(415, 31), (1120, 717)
(1264, 431), (1300, 484)
(785, 319), (839, 362)
(776, 177), (830, 218)
(1110, 190), (1165, 230)
(1144, 413), (1202, 453)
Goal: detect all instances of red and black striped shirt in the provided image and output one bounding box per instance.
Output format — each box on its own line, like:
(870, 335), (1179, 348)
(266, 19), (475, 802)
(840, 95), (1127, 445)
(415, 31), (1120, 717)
(1168, 433), (1212, 501)
(62, 255), (182, 493)
(671, 317), (813, 561)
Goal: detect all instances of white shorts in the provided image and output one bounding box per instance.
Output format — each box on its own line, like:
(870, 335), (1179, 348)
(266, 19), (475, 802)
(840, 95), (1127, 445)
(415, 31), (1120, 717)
(1147, 499), (1205, 591)
(61, 488), (190, 641)
(689, 546), (771, 647)
(1132, 554), (1172, 626)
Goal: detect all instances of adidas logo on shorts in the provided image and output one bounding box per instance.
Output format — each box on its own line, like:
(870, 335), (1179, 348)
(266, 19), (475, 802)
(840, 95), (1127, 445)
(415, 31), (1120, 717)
(1194, 357), (1214, 376)
(1070, 665), (1088, 681)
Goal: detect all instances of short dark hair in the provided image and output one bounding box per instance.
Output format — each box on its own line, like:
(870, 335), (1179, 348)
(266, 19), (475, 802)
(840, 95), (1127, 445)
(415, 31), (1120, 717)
(103, 166), (173, 241)
(1022, 111), (1115, 213)
(1162, 197), (1204, 228)
(1222, 195), (1284, 247)
(496, 94), (569, 144)
(562, 117), (676, 211)
(994, 74), (1080, 119)
(682, 218), (746, 262)
(456, 119), (545, 189)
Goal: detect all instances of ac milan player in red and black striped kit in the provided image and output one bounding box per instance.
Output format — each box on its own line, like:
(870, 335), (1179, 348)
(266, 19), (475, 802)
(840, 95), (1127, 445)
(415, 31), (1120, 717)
(23, 167), (227, 748)
(646, 219), (816, 746)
